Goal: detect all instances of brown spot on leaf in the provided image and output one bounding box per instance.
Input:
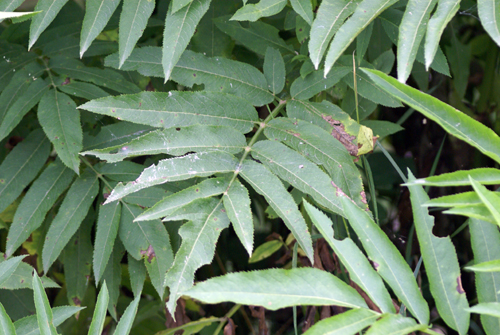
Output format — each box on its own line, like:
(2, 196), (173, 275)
(72, 297), (81, 306)
(360, 191), (367, 205)
(322, 115), (358, 156)
(457, 276), (465, 294)
(61, 77), (70, 85)
(140, 245), (156, 263)
(372, 261), (379, 270)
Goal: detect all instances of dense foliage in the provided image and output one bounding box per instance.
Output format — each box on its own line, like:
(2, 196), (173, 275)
(1, 0), (500, 334)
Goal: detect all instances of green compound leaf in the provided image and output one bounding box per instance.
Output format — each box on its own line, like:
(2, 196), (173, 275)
(469, 217), (500, 335)
(88, 282), (109, 335)
(407, 171), (469, 334)
(365, 314), (429, 335)
(105, 151), (238, 203)
(467, 303), (500, 318)
(13, 306), (84, 335)
(162, 0), (210, 81)
(290, 0), (313, 26)
(478, 0), (500, 47)
(183, 268), (368, 310)
(64, 218), (93, 307)
(424, 0), (460, 69)
(304, 200), (395, 314)
(106, 48), (274, 106)
(80, 0), (120, 58)
(324, 0), (397, 76)
(397, 0), (437, 83)
(113, 294), (140, 335)
(303, 308), (379, 335)
(118, 0), (155, 68)
(28, 0), (69, 50)
(263, 47), (285, 95)
(38, 89), (83, 173)
(32, 271), (58, 335)
(42, 170), (99, 273)
(0, 79), (51, 142)
(136, 176), (230, 221)
(93, 201), (121, 283)
(230, 0), (287, 22)
(79, 91), (258, 134)
(100, 241), (123, 320)
(406, 168), (500, 187)
(362, 68), (500, 165)
(0, 129), (50, 214)
(309, 0), (361, 69)
(49, 56), (140, 94)
(251, 140), (344, 216)
(82, 125), (246, 163)
(5, 160), (75, 257)
(264, 117), (366, 209)
(0, 255), (27, 287)
(0, 301), (15, 335)
(341, 196), (430, 325)
(223, 178), (254, 256)
(165, 201), (230, 314)
(214, 16), (293, 56)
(119, 203), (173, 298)
(240, 159), (314, 263)
(290, 67), (350, 100)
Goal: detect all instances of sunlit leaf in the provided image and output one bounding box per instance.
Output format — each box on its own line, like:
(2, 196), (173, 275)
(466, 259), (500, 273)
(365, 314), (429, 335)
(0, 255), (27, 286)
(478, 0), (500, 47)
(14, 306), (84, 335)
(113, 294), (141, 335)
(105, 151), (238, 203)
(88, 282), (109, 335)
(32, 271), (58, 335)
(82, 125), (246, 163)
(79, 91), (258, 134)
(183, 268), (368, 310)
